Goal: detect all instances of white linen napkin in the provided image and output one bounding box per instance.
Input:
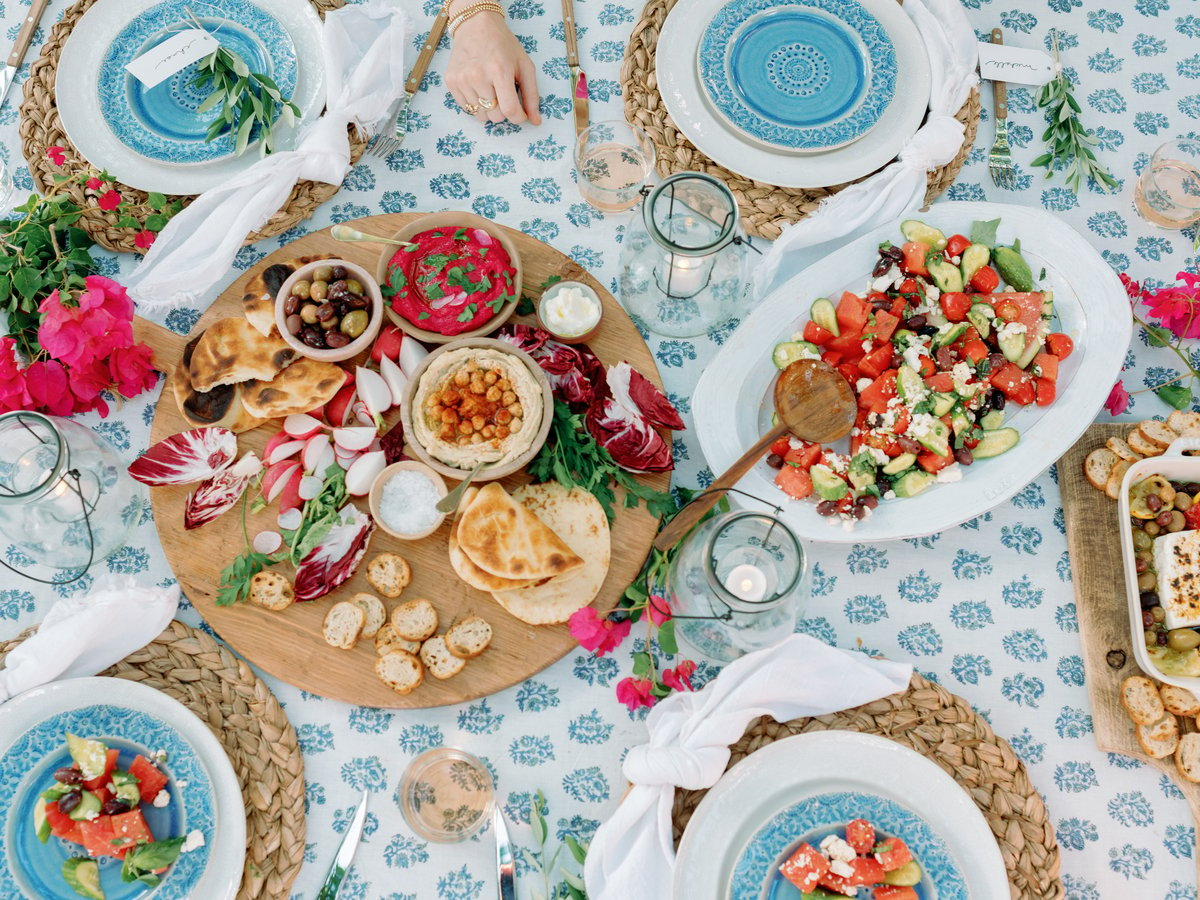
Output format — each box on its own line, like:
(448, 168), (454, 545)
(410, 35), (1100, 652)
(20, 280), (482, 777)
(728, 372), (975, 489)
(0, 575), (179, 704)
(751, 0), (980, 296)
(583, 634), (913, 899)
(125, 0), (411, 310)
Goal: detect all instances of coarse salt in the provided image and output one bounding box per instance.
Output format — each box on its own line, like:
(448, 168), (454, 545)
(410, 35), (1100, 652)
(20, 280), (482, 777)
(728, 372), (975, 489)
(379, 470), (443, 534)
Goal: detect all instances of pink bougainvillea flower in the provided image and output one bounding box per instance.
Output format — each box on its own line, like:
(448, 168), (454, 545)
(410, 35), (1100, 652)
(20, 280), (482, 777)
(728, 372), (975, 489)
(24, 360), (75, 416)
(134, 229), (156, 250)
(0, 337), (31, 412)
(39, 297), (123, 370)
(108, 343), (157, 397)
(85, 176), (103, 191)
(47, 146), (66, 166)
(1119, 272), (1144, 301)
(568, 606), (632, 657)
(97, 189), (122, 212)
(662, 659), (697, 693)
(615, 677), (656, 711)
(78, 275), (135, 324)
(1105, 380), (1130, 417)
(645, 594), (672, 627)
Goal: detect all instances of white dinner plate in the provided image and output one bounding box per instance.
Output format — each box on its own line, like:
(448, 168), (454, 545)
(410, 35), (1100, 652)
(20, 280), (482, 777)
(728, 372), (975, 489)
(0, 677), (245, 900)
(692, 201), (1131, 543)
(673, 731), (1009, 900)
(655, 0), (930, 188)
(56, 0), (325, 194)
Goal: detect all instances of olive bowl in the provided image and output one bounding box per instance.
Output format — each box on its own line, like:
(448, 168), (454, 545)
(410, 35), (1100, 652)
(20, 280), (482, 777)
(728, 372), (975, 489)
(274, 258), (384, 363)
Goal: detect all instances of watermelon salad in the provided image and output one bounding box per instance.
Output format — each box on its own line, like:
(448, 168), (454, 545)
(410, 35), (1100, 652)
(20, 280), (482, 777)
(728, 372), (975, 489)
(32, 733), (196, 899)
(765, 218), (1074, 528)
(778, 817), (922, 898)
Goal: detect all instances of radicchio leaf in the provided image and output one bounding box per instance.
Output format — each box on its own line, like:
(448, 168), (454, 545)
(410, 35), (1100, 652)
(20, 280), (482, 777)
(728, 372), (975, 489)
(293, 503), (375, 601)
(183, 452), (262, 530)
(606, 362), (685, 430)
(496, 324), (605, 407)
(128, 427), (238, 486)
(585, 363), (681, 474)
(379, 420), (408, 465)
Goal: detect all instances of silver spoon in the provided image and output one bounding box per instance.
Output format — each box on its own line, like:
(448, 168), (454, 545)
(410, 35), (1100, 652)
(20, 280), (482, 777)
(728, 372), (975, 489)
(330, 224), (416, 249)
(436, 461), (489, 514)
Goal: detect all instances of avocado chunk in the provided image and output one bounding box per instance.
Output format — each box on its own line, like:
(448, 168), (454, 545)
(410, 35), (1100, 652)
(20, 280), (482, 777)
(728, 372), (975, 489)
(34, 798), (51, 843)
(892, 470), (936, 498)
(993, 245), (1033, 291)
(66, 733), (108, 781)
(62, 858), (105, 900)
(809, 464), (849, 501)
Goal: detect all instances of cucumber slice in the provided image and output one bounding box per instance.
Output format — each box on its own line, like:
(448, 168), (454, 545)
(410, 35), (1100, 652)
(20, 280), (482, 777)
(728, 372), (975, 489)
(66, 734), (107, 781)
(998, 327), (1026, 363)
(950, 405), (972, 437)
(896, 366), (925, 402)
(960, 242), (991, 285)
(931, 322), (967, 349)
(931, 392), (956, 417)
(891, 328), (918, 349)
(809, 298), (839, 337)
(34, 798), (51, 844)
(114, 781), (141, 807)
(1016, 336), (1043, 371)
(810, 464), (849, 501)
(966, 303), (993, 339)
(62, 858), (105, 900)
(926, 257), (964, 293)
(772, 340), (820, 369)
(882, 452), (917, 475)
(882, 860), (923, 887)
(914, 417), (951, 457)
(900, 219), (947, 248)
(67, 790), (101, 822)
(892, 469), (936, 497)
(979, 409), (1005, 430)
(973, 427), (1020, 459)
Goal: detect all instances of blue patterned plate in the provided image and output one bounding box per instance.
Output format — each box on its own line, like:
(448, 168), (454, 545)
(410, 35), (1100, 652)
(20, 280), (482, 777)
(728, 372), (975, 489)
(697, 0), (896, 152)
(0, 678), (244, 900)
(97, 0), (297, 165)
(733, 791), (965, 900)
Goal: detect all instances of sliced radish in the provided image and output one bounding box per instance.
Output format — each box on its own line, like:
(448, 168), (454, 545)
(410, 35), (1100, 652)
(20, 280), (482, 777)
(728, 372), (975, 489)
(333, 426), (376, 452)
(314, 444), (337, 476)
(277, 507), (303, 531)
(230, 451), (263, 478)
(278, 467), (305, 512)
(334, 444), (361, 470)
(262, 461), (301, 503)
(266, 439), (306, 465)
(353, 401), (374, 428)
(253, 531), (283, 554)
(324, 382), (357, 428)
(345, 450), (387, 496)
(399, 339), (430, 379)
(263, 430), (295, 462)
(298, 474), (323, 501)
(355, 366), (392, 426)
(379, 354), (408, 407)
(302, 433), (332, 473)
(284, 413), (325, 439)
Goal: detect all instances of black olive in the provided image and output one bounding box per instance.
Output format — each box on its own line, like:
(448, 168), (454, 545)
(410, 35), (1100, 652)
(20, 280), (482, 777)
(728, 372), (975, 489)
(58, 791), (82, 814)
(766, 453), (784, 469)
(991, 390), (1006, 411)
(262, 264), (294, 296)
(917, 325), (938, 337)
(871, 256), (893, 278)
(54, 767), (83, 785)
(954, 447), (974, 466)
(816, 500), (838, 517)
(906, 314), (927, 330)
(101, 799), (131, 816)
(1141, 591), (1159, 609)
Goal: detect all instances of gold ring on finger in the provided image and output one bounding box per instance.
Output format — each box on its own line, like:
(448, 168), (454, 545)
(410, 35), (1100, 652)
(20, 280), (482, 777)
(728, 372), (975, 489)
(462, 102), (479, 114)
(477, 97), (496, 110)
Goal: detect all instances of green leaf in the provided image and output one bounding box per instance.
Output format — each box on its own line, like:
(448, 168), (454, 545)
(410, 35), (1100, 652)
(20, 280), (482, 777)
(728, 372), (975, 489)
(1156, 383), (1193, 411)
(147, 191), (167, 211)
(12, 266), (41, 299)
(144, 213), (170, 232)
(656, 618), (677, 655)
(196, 91), (223, 114)
(969, 218), (1000, 247)
(235, 117), (255, 156)
(1145, 324), (1174, 348)
(564, 834), (588, 865)
(562, 870), (586, 890)
(530, 795), (548, 846)
(116, 215), (140, 229)
(632, 651), (651, 679)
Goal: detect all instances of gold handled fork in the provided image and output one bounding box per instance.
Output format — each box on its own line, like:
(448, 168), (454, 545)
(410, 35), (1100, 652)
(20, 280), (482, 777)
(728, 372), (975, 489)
(987, 27), (1015, 189)
(367, 10), (448, 158)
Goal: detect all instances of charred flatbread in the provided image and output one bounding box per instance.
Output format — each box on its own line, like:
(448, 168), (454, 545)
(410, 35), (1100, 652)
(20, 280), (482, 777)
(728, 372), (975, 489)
(455, 483), (585, 581)
(449, 514), (547, 592)
(189, 316), (297, 392)
(171, 333), (265, 433)
(242, 254), (338, 337)
(240, 357), (346, 419)
(491, 483), (610, 625)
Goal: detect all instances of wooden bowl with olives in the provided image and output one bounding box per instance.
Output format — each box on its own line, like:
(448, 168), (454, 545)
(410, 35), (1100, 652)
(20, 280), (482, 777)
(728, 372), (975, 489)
(274, 258), (383, 362)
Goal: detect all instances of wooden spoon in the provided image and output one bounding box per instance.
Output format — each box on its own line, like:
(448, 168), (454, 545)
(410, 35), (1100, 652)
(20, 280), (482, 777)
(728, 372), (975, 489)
(653, 359), (857, 552)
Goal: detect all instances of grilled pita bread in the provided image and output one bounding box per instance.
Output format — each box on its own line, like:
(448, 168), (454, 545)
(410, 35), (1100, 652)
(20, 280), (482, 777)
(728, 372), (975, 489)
(242, 255), (338, 337)
(189, 316), (297, 392)
(456, 483), (584, 581)
(240, 358), (346, 419)
(491, 483), (610, 625)
(171, 333), (265, 433)
(449, 512), (547, 591)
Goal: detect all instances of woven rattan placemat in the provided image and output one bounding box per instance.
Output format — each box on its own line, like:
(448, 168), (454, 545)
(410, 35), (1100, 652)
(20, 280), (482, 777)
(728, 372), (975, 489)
(0, 619), (306, 900)
(18, 0), (365, 254)
(672, 673), (1064, 900)
(622, 0), (981, 240)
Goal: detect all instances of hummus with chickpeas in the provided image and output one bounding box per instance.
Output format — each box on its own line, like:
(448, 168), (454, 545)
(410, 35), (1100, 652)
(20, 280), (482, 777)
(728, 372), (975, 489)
(412, 347), (543, 468)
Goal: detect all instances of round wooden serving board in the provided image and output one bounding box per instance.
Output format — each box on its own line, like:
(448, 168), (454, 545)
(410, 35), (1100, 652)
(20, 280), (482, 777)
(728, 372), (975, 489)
(139, 214), (670, 708)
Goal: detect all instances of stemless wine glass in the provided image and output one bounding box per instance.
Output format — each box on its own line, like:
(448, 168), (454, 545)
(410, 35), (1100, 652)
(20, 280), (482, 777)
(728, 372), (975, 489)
(1134, 139), (1200, 229)
(574, 120), (657, 213)
(0, 157), (17, 217)
(398, 747), (494, 842)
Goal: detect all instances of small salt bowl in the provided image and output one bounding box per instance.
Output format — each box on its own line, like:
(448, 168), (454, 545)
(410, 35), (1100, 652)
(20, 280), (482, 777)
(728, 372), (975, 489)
(368, 461), (448, 540)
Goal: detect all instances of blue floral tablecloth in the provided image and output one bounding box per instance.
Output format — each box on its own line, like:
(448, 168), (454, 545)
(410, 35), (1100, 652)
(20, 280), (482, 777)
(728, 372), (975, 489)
(2, 0), (1200, 897)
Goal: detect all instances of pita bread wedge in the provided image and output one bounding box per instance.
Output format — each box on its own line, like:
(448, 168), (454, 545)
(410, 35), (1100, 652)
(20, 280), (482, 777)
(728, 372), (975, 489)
(242, 254), (338, 337)
(449, 514), (547, 591)
(456, 483), (585, 581)
(241, 358), (347, 419)
(190, 316), (297, 392)
(491, 483), (610, 625)
(171, 333), (266, 433)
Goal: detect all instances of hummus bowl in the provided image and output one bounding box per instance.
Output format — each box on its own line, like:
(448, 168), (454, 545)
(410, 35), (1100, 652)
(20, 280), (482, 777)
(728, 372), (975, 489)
(400, 337), (554, 481)
(376, 211), (524, 345)
(274, 258), (383, 362)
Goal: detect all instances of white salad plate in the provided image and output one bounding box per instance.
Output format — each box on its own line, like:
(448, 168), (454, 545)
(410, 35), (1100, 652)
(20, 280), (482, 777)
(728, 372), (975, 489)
(0, 677), (245, 900)
(692, 201), (1131, 543)
(655, 0), (930, 188)
(56, 0), (325, 194)
(673, 731), (1008, 900)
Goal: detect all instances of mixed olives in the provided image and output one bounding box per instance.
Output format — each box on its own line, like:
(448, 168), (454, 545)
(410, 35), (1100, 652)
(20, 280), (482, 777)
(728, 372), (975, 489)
(282, 264), (373, 350)
(1130, 476), (1200, 652)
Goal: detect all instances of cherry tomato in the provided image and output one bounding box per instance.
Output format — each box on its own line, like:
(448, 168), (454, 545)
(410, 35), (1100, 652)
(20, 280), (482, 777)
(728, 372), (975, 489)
(944, 234), (971, 257)
(969, 264), (1000, 293)
(995, 301), (1021, 322)
(939, 291), (972, 322)
(1047, 332), (1075, 359)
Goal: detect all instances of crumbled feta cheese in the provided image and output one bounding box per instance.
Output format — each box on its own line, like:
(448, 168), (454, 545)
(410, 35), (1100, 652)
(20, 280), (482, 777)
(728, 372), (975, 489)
(936, 464), (964, 483)
(824, 453), (850, 474)
(841, 517), (857, 532)
(908, 412), (937, 439)
(997, 321), (1027, 339)
(883, 490), (897, 500)
(867, 447), (889, 465)
(830, 859), (855, 878)
(871, 264), (901, 293)
(951, 361), (973, 384)
(153, 789), (170, 808)
(901, 344), (929, 373)
(791, 331), (804, 342)
(924, 284), (940, 303)
(856, 377), (873, 392)
(152, 749), (168, 764)
(949, 254), (961, 265)
(861, 339), (873, 353)
(83, 808), (99, 821)
(182, 830), (206, 853)
(820, 835), (858, 862)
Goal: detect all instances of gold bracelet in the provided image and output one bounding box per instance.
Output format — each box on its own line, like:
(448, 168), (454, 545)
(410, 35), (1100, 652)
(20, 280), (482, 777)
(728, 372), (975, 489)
(447, 1), (504, 36)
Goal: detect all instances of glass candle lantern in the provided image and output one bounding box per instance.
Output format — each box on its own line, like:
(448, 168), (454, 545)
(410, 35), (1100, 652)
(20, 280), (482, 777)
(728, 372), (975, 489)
(666, 510), (807, 662)
(0, 411), (145, 578)
(618, 172), (754, 338)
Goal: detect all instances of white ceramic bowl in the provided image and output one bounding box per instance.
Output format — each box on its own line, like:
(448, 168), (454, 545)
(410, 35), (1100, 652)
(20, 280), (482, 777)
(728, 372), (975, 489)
(1119, 436), (1200, 690)
(368, 461), (448, 540)
(535, 280), (604, 344)
(274, 258), (383, 362)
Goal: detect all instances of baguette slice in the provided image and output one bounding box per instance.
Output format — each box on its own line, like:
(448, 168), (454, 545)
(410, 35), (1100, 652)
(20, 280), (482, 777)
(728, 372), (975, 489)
(1105, 459), (1131, 501)
(392, 598), (438, 641)
(1085, 448), (1117, 491)
(374, 623), (421, 657)
(350, 592), (387, 638)
(1175, 411), (1200, 435)
(1122, 675), (1167, 725)
(1127, 427), (1163, 458)
(1161, 684), (1200, 718)
(375, 650), (424, 695)
(323, 601), (366, 650)
(367, 552), (412, 599)
(1168, 410), (1190, 433)
(1138, 714), (1179, 759)
(248, 570), (294, 611)
(1105, 436), (1141, 463)
(420, 635), (466, 680)
(445, 616), (494, 659)
(1179, 733), (1200, 783)
(1140, 420), (1178, 450)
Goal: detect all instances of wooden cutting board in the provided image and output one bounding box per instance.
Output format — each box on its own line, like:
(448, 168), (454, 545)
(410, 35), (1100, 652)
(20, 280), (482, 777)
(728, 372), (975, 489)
(1059, 423), (1200, 878)
(133, 213), (670, 708)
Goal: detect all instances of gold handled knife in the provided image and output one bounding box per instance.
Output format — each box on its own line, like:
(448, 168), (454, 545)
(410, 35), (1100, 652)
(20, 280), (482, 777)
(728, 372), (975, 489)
(0, 0), (50, 108)
(560, 0), (589, 139)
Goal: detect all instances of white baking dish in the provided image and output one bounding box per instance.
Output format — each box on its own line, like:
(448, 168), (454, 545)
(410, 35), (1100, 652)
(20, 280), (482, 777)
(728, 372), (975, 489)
(1119, 437), (1200, 689)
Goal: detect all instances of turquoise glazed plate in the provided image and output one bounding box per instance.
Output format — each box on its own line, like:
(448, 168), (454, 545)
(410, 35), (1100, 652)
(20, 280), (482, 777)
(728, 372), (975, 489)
(97, 0), (297, 165)
(672, 731), (1008, 900)
(0, 678), (244, 900)
(698, 0), (896, 152)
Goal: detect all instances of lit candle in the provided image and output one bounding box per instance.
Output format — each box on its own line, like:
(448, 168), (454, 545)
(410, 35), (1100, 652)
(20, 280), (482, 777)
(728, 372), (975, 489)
(665, 254), (707, 297)
(723, 563), (768, 603)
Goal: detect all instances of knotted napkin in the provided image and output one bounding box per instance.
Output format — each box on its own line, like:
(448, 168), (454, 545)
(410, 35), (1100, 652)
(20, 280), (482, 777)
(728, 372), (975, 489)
(125, 0), (411, 310)
(583, 634), (913, 899)
(0, 575), (179, 705)
(751, 0), (979, 296)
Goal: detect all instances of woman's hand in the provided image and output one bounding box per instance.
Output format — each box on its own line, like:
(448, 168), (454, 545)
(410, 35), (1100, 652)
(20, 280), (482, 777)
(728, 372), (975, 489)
(445, 4), (542, 126)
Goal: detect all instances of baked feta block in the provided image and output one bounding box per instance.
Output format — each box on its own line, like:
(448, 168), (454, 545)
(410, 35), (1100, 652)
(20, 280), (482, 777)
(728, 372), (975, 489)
(1154, 529), (1200, 629)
